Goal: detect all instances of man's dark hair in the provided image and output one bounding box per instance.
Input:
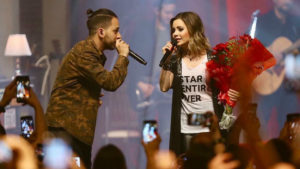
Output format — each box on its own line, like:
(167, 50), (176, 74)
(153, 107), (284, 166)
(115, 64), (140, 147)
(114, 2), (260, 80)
(227, 144), (252, 169)
(265, 138), (293, 164)
(86, 8), (118, 36)
(183, 133), (215, 169)
(92, 144), (127, 169)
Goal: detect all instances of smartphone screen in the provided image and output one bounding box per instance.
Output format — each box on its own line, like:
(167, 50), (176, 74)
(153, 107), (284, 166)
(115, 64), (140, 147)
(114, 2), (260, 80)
(187, 112), (212, 126)
(188, 114), (207, 126)
(20, 116), (34, 138)
(142, 120), (158, 143)
(73, 157), (80, 167)
(16, 76), (30, 103)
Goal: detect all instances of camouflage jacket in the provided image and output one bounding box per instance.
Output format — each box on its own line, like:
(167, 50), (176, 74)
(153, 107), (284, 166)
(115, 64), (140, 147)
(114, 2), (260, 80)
(45, 37), (129, 145)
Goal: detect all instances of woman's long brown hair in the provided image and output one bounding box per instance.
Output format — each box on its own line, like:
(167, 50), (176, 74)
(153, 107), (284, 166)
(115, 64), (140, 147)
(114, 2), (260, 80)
(170, 12), (211, 57)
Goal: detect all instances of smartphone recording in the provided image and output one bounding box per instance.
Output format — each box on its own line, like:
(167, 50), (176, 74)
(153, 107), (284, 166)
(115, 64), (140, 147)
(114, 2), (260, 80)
(16, 76), (30, 103)
(73, 157), (80, 167)
(142, 120), (158, 143)
(187, 112), (212, 126)
(20, 116), (34, 138)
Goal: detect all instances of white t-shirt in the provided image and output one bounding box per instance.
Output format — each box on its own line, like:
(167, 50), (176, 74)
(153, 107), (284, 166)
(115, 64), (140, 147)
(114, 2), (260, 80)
(180, 56), (214, 133)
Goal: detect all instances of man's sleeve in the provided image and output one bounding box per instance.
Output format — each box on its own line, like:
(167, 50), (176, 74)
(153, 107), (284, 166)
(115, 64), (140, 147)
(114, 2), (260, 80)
(77, 53), (129, 91)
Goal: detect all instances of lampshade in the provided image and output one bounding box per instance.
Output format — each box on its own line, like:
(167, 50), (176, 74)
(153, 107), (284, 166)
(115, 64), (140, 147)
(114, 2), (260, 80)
(4, 34), (32, 57)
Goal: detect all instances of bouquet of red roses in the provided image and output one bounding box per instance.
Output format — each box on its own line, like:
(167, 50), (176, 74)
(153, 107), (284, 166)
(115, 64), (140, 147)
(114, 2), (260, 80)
(206, 34), (276, 129)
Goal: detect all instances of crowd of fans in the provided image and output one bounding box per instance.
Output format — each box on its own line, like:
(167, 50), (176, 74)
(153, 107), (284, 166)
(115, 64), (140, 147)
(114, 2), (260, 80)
(1, 78), (300, 169)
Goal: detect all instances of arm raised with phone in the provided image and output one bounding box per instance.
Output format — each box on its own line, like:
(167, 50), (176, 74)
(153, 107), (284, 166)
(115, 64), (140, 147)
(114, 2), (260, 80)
(23, 87), (47, 148)
(0, 78), (47, 149)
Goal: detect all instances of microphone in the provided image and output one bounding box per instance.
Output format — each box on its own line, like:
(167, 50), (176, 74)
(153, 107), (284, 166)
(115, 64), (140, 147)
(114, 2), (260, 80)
(159, 39), (177, 67)
(129, 49), (147, 65)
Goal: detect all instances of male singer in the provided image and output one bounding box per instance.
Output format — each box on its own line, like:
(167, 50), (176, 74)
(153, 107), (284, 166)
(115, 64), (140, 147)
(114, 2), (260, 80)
(46, 8), (129, 168)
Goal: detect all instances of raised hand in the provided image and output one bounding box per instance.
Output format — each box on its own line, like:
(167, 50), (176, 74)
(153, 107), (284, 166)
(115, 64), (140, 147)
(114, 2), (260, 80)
(0, 79), (17, 108)
(116, 39), (129, 57)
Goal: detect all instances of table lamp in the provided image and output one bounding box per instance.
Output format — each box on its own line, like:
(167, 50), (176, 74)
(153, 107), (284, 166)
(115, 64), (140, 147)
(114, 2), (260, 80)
(4, 34), (32, 76)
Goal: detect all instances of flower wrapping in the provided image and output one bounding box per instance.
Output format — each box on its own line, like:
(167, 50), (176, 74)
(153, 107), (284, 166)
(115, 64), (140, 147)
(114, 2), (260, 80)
(206, 34), (276, 129)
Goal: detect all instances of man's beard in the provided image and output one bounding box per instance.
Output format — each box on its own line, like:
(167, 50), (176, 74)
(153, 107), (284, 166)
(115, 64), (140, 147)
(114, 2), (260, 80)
(104, 41), (116, 50)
